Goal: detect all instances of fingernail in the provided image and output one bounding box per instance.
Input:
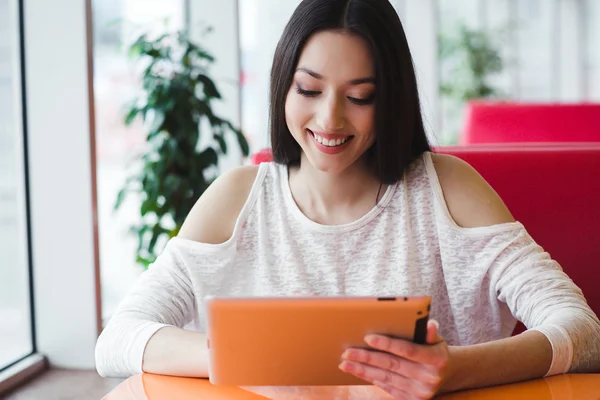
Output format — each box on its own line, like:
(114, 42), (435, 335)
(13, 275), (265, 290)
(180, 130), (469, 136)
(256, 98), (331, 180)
(339, 360), (353, 372)
(430, 319), (439, 329)
(365, 334), (378, 346)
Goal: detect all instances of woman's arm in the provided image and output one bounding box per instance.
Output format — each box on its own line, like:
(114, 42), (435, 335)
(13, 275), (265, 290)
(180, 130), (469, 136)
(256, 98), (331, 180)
(94, 243), (197, 378)
(444, 330), (552, 392)
(142, 327), (210, 377)
(95, 166), (259, 378)
(139, 165), (259, 378)
(432, 153), (600, 377)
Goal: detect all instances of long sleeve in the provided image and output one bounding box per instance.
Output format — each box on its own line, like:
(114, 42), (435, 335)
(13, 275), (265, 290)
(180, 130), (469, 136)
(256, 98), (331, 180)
(95, 241), (196, 378)
(491, 228), (600, 375)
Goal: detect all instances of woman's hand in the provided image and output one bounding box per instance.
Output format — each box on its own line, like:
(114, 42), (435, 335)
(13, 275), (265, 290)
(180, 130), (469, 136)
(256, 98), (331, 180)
(339, 320), (451, 399)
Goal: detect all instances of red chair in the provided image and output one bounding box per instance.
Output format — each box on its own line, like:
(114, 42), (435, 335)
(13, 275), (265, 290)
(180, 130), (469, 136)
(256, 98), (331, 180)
(250, 148), (274, 165)
(249, 145), (600, 320)
(460, 101), (600, 145)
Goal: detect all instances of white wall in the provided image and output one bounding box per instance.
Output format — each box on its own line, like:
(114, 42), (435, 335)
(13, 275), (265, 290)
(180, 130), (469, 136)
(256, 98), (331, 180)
(402, 0), (439, 142)
(24, 0), (99, 368)
(189, 0), (244, 169)
(239, 0), (300, 151)
(557, 0), (584, 101)
(585, 0), (600, 100)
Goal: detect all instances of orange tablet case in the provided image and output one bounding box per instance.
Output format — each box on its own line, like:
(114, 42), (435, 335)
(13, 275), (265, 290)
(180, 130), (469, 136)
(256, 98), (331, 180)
(205, 296), (431, 386)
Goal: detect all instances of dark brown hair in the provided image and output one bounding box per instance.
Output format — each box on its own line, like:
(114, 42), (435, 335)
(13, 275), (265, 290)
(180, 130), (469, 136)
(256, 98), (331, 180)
(269, 0), (432, 184)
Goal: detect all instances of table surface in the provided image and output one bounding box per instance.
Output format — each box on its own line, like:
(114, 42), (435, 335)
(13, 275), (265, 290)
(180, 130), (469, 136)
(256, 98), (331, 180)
(103, 373), (600, 399)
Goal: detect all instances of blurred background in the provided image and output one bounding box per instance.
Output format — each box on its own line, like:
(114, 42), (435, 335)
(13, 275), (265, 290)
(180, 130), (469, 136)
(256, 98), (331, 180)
(1, 0), (599, 397)
(94, 0), (600, 327)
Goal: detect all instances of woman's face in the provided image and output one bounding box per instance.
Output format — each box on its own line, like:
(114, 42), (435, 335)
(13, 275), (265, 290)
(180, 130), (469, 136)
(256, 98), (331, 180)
(285, 30), (376, 174)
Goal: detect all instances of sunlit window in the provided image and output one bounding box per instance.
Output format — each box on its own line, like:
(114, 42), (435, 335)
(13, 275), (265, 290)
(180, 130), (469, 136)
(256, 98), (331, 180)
(0, 0), (34, 371)
(93, 0), (185, 324)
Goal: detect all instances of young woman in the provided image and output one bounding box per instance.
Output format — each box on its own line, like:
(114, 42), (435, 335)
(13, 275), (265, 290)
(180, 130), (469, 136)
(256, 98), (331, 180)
(96, 0), (600, 398)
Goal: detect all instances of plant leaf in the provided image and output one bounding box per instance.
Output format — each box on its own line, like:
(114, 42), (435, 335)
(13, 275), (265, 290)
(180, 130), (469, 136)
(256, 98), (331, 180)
(124, 107), (141, 125)
(198, 147), (219, 168)
(114, 187), (128, 211)
(225, 121), (250, 156)
(136, 254), (154, 269)
(149, 109), (166, 134)
(140, 198), (154, 216)
(197, 74), (221, 99)
(214, 134), (227, 154)
(148, 224), (163, 255)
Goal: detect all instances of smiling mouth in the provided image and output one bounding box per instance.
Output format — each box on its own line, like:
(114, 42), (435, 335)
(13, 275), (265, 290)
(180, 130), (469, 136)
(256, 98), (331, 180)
(308, 129), (354, 147)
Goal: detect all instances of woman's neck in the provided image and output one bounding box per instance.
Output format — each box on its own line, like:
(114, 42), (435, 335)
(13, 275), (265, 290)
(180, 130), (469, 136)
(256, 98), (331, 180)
(288, 154), (385, 225)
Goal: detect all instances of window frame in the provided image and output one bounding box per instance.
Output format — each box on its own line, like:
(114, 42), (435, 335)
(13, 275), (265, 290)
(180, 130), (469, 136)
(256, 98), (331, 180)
(0, 0), (45, 392)
(1, 0), (101, 394)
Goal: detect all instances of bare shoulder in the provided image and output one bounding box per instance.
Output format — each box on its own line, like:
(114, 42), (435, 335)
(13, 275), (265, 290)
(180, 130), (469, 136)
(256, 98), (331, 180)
(430, 153), (515, 228)
(178, 165), (260, 244)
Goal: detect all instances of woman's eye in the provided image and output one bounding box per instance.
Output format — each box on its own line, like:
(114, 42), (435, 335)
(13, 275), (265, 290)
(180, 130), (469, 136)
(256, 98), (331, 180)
(296, 86), (320, 97)
(295, 85), (374, 105)
(348, 96), (375, 106)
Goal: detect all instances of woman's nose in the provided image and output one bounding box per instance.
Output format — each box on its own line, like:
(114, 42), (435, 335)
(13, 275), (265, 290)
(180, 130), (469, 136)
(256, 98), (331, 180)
(316, 95), (344, 131)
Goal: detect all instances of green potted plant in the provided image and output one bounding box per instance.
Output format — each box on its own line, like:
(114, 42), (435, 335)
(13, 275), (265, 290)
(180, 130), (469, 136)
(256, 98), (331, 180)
(439, 23), (504, 101)
(438, 23), (506, 144)
(115, 29), (249, 268)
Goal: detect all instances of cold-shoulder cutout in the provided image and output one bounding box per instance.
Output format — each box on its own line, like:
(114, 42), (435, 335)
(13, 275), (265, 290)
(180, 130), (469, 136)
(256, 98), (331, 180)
(177, 164), (265, 245)
(427, 152), (516, 230)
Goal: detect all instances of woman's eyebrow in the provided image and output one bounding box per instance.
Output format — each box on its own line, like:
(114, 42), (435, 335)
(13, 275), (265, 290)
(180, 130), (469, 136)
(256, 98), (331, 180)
(296, 67), (376, 85)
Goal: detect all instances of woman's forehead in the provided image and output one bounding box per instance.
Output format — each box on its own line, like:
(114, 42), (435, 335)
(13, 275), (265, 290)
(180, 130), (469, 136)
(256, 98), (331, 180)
(296, 31), (375, 81)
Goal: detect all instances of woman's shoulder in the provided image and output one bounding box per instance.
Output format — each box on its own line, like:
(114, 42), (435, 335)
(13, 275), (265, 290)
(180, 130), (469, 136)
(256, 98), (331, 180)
(177, 164), (263, 245)
(427, 152), (515, 229)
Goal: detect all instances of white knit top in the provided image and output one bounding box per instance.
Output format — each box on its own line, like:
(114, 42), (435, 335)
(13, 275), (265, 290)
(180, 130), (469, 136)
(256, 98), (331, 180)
(95, 152), (600, 378)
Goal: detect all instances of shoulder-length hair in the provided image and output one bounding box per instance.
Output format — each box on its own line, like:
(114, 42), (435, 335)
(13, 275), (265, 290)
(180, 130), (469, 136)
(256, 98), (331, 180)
(269, 0), (431, 184)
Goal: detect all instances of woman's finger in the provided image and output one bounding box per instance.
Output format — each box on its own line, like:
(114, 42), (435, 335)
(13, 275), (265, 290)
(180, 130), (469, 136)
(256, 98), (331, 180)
(338, 360), (432, 398)
(364, 334), (442, 366)
(426, 319), (444, 344)
(341, 348), (439, 385)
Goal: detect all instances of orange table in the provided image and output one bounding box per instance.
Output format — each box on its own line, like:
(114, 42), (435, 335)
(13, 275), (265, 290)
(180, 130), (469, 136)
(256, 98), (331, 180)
(103, 373), (600, 399)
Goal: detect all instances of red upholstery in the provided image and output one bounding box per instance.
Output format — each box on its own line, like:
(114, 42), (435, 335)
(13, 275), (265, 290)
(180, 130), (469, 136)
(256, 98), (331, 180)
(250, 148), (274, 165)
(249, 145), (600, 322)
(460, 101), (600, 145)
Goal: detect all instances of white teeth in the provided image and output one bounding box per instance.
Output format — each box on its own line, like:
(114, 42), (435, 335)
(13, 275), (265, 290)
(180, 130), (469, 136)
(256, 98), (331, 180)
(312, 132), (349, 147)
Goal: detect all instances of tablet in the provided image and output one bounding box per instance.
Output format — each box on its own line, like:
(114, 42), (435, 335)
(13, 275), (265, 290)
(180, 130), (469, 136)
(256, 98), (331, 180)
(205, 295), (431, 386)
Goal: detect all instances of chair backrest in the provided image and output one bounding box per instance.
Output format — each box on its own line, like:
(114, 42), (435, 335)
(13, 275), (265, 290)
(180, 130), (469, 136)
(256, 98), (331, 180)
(249, 145), (600, 316)
(438, 144), (600, 317)
(460, 101), (600, 145)
(250, 148), (274, 165)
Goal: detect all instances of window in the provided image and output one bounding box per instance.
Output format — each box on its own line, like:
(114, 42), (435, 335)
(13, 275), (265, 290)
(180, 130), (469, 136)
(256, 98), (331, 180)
(0, 0), (34, 371)
(93, 0), (186, 324)
(584, 0), (600, 100)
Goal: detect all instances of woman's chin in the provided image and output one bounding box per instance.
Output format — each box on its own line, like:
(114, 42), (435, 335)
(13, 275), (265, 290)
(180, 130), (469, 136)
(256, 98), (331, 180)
(302, 151), (355, 175)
